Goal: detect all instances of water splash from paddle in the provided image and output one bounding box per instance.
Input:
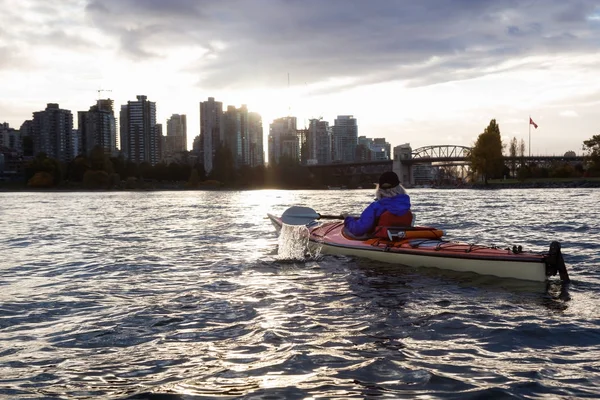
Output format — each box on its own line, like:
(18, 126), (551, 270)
(277, 224), (311, 260)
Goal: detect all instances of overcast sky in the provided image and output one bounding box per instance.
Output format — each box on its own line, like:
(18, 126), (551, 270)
(1, 0), (599, 155)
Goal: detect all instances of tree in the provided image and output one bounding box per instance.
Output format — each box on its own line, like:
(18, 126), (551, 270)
(468, 119), (505, 184)
(583, 134), (600, 176)
(89, 145), (113, 174)
(194, 163), (206, 181)
(67, 155), (90, 182)
(25, 153), (63, 186)
(209, 144), (235, 184)
(138, 162), (152, 180)
(509, 137), (518, 177)
(83, 169), (110, 188)
(519, 139), (526, 157)
(28, 171), (54, 187)
(110, 155), (128, 180)
(186, 168), (201, 189)
(550, 163), (577, 179)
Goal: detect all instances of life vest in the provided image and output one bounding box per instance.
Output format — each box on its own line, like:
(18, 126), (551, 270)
(378, 210), (413, 227)
(373, 211), (445, 240)
(373, 211), (413, 238)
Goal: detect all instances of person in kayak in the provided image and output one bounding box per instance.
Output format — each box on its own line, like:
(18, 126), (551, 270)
(343, 171), (413, 238)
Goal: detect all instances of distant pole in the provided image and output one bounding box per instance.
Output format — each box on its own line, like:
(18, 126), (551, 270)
(287, 72), (291, 116)
(528, 115), (531, 158)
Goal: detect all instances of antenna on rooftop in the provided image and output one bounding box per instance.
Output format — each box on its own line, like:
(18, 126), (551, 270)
(287, 73), (291, 116)
(97, 89), (112, 99)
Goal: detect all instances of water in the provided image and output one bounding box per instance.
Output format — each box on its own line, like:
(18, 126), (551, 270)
(0, 188), (599, 399)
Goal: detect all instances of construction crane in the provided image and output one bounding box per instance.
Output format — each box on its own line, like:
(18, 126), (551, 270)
(97, 89), (112, 99)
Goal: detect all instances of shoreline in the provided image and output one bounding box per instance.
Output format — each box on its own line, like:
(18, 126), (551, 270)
(2, 179), (600, 192)
(457, 178), (600, 190)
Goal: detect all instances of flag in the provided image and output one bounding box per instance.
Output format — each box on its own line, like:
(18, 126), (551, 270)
(529, 117), (538, 129)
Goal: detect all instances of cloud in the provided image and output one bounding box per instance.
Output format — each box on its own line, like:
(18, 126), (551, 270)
(0, 45), (32, 70)
(559, 110), (579, 117)
(79, 0), (600, 90)
(2, 0), (599, 89)
(0, 0), (100, 72)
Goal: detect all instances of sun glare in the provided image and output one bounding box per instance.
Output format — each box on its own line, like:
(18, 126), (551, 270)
(222, 88), (295, 128)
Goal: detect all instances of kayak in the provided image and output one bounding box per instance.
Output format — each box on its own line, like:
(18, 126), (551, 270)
(268, 208), (570, 283)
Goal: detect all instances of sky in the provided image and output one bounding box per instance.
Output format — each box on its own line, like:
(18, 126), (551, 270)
(1, 0), (599, 156)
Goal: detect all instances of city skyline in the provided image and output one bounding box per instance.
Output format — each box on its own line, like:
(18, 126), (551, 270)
(1, 1), (600, 155)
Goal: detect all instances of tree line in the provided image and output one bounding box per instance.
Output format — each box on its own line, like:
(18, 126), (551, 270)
(468, 119), (600, 184)
(22, 145), (329, 189)
(18, 125), (600, 189)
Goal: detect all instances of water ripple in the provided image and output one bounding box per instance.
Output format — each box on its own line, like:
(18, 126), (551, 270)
(0, 189), (599, 398)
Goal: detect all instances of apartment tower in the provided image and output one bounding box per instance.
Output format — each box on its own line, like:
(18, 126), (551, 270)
(268, 116), (297, 165)
(248, 112), (264, 167)
(307, 118), (331, 165)
(31, 103), (74, 162)
(165, 114), (187, 157)
(332, 115), (358, 163)
(199, 97), (224, 174)
(78, 99), (117, 157)
(119, 95), (159, 165)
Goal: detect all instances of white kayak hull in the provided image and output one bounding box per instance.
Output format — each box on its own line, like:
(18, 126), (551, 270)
(311, 241), (547, 282)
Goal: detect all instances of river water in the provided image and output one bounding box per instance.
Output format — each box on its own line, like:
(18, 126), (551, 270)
(0, 189), (598, 399)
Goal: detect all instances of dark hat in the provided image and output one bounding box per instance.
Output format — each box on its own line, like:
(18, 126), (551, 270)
(379, 171), (400, 189)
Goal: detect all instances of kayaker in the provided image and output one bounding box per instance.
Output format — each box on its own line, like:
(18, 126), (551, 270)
(343, 171), (413, 238)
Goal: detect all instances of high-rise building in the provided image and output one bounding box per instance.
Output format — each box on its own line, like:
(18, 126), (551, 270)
(307, 118), (331, 165)
(31, 103), (74, 162)
(165, 114), (187, 158)
(0, 123), (22, 176)
(78, 99), (117, 157)
(297, 128), (309, 164)
(357, 136), (391, 161)
(155, 123), (163, 162)
(281, 134), (300, 164)
(268, 116), (297, 164)
(248, 112), (264, 167)
(223, 105), (247, 167)
(356, 136), (371, 162)
(119, 95), (159, 165)
(200, 97), (224, 174)
(71, 129), (80, 160)
(371, 138), (391, 161)
(19, 120), (34, 156)
(239, 105), (250, 166)
(332, 115), (358, 163)
(0, 122), (21, 152)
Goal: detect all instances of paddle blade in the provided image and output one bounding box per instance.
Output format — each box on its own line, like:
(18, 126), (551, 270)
(281, 206), (321, 225)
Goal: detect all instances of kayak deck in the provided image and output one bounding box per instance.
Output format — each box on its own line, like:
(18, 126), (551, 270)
(311, 221), (544, 263)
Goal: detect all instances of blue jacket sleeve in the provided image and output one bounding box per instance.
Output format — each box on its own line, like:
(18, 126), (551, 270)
(344, 202), (381, 236)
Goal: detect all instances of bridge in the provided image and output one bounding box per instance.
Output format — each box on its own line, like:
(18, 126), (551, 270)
(406, 145), (472, 163)
(400, 145), (585, 185)
(304, 144), (585, 187)
(305, 160), (393, 188)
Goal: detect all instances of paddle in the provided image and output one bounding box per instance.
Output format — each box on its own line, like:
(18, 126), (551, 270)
(281, 206), (345, 226)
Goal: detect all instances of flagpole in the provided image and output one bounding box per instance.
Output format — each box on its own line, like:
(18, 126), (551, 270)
(528, 115), (531, 158)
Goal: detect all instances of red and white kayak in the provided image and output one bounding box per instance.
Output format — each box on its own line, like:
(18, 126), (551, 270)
(268, 208), (570, 283)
